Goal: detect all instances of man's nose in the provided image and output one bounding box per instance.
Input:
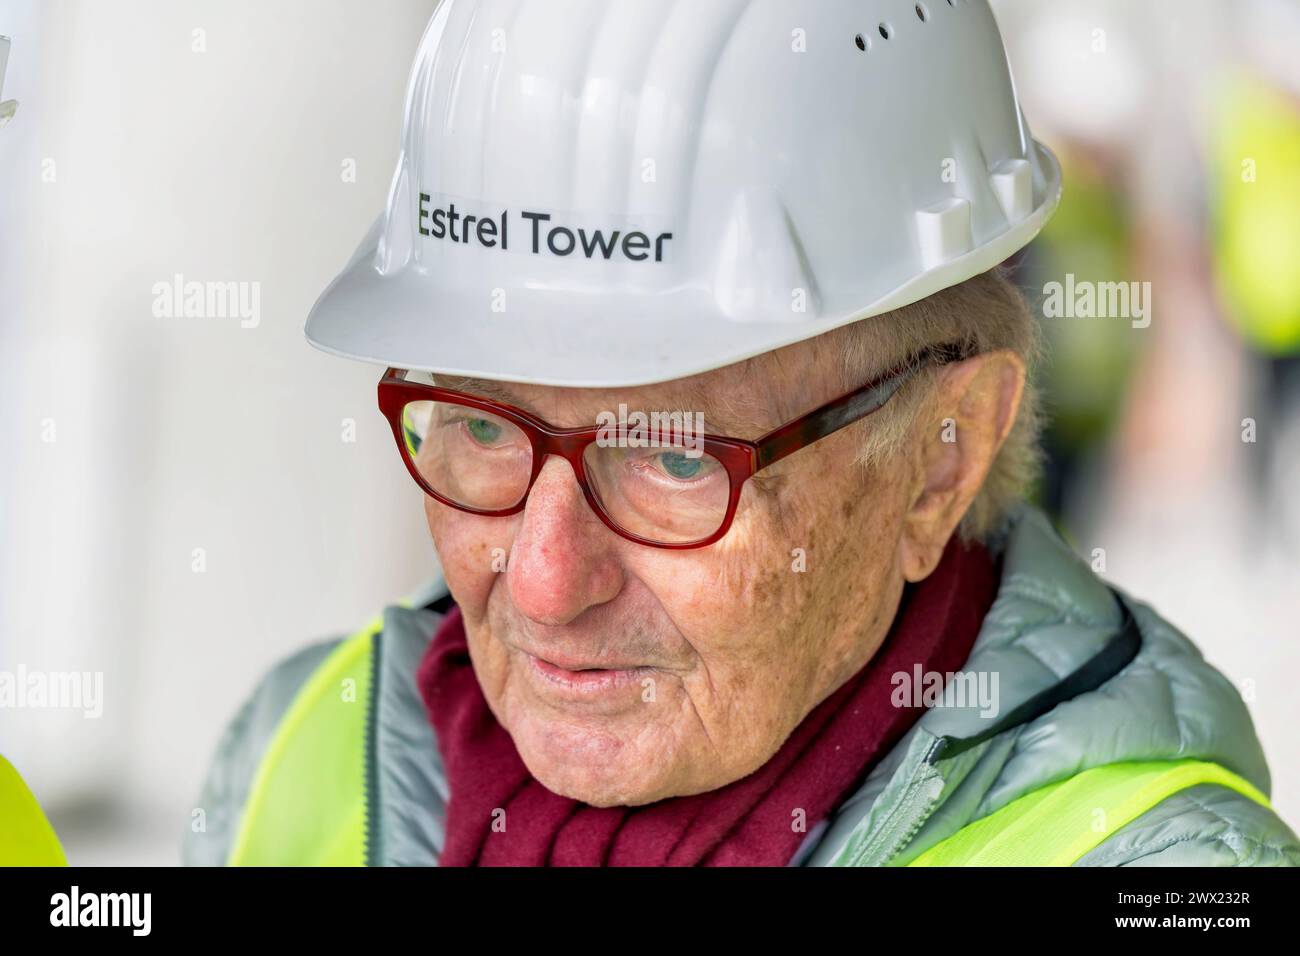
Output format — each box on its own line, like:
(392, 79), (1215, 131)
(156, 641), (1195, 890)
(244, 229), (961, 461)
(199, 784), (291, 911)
(506, 456), (624, 627)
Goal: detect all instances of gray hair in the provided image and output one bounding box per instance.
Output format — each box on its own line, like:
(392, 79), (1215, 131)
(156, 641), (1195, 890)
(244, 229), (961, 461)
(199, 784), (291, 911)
(829, 266), (1045, 541)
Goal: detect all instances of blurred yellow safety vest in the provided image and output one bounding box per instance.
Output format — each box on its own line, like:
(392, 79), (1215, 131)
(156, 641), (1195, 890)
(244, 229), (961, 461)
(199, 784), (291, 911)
(1212, 73), (1300, 356)
(0, 754), (68, 866)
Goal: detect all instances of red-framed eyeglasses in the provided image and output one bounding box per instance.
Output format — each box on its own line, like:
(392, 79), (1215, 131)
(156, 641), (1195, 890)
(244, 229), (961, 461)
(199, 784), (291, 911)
(377, 344), (966, 549)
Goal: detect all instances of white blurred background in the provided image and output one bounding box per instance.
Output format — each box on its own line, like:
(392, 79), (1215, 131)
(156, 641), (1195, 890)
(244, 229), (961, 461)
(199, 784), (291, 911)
(0, 0), (443, 864)
(2, 0), (1298, 865)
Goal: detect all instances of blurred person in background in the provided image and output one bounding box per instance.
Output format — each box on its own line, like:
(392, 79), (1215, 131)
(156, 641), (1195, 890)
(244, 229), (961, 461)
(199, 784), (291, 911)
(1209, 65), (1300, 539)
(990, 0), (1300, 846)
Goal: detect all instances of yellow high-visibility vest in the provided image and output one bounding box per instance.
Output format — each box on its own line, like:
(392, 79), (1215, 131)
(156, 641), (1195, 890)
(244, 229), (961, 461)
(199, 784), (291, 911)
(0, 754), (68, 866)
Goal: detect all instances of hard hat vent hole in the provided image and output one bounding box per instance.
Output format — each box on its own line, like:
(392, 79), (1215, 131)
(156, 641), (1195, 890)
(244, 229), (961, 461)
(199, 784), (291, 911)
(916, 3), (929, 22)
(855, 33), (868, 52)
(878, 23), (892, 40)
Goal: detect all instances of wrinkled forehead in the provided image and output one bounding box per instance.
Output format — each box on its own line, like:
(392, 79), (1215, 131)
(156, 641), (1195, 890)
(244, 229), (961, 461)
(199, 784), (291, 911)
(424, 370), (771, 437)
(416, 343), (849, 437)
(404, 325), (866, 435)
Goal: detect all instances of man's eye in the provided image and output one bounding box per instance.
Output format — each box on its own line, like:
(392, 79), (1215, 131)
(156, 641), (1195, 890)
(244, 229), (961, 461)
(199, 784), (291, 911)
(465, 418), (503, 445)
(656, 452), (705, 480)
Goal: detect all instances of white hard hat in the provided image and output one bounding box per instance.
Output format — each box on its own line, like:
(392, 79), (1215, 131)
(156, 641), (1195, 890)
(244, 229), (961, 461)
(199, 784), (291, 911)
(306, 0), (1061, 387)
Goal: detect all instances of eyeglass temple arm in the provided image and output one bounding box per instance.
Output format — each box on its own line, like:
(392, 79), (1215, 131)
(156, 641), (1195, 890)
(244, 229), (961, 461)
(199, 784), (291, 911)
(752, 345), (966, 472)
(751, 368), (917, 471)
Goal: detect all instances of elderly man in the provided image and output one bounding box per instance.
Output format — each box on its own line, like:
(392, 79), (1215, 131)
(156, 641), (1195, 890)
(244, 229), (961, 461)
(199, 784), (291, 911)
(184, 0), (1298, 867)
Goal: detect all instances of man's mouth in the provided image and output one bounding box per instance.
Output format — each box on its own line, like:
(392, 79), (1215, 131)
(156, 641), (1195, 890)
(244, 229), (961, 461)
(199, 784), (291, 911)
(524, 652), (656, 698)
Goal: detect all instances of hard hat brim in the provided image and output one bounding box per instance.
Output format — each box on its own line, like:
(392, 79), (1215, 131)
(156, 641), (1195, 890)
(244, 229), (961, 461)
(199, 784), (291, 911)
(306, 145), (1061, 389)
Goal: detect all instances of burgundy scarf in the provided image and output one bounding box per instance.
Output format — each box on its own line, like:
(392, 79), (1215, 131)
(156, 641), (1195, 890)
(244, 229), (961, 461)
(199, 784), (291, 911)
(417, 536), (997, 866)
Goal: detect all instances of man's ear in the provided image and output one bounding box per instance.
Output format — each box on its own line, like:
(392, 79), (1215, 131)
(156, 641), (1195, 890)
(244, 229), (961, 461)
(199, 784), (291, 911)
(898, 350), (1026, 582)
